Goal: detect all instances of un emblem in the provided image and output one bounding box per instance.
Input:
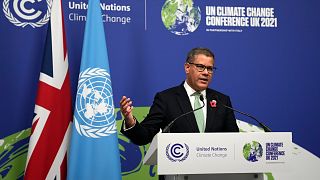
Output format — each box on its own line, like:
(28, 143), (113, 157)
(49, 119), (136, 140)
(3, 0), (51, 28)
(74, 68), (117, 138)
(166, 143), (189, 162)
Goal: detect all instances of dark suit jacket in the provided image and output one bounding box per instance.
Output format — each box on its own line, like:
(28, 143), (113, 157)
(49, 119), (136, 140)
(121, 83), (239, 145)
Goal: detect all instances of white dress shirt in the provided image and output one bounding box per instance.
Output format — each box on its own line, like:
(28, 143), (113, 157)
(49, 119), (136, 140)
(183, 81), (207, 128)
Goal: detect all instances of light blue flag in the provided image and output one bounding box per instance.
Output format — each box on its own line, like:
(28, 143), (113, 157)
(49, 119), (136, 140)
(67, 0), (121, 179)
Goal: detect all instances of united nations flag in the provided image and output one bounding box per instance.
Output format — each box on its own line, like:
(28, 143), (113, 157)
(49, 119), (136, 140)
(74, 68), (116, 138)
(67, 0), (121, 179)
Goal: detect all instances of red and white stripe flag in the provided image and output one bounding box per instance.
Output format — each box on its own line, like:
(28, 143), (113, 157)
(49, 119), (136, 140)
(24, 0), (72, 179)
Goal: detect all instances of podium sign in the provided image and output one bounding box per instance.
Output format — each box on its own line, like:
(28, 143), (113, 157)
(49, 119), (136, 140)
(154, 132), (292, 175)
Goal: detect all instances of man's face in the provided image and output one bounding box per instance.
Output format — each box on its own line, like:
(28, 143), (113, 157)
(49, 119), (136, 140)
(185, 54), (214, 91)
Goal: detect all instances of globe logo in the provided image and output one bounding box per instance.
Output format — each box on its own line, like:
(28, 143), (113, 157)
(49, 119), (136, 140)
(161, 0), (201, 35)
(165, 143), (189, 162)
(74, 68), (116, 138)
(243, 141), (263, 162)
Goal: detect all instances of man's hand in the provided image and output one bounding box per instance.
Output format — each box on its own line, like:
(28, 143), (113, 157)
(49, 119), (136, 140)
(120, 96), (135, 128)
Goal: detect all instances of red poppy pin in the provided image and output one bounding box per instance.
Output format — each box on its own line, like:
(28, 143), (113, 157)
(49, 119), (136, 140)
(210, 100), (217, 108)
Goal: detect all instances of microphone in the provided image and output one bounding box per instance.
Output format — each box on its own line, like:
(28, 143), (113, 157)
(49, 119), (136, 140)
(213, 95), (272, 132)
(162, 95), (205, 133)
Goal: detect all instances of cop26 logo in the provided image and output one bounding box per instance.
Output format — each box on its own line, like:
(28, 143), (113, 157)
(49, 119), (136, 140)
(161, 0), (201, 35)
(3, 0), (51, 28)
(243, 141), (263, 162)
(166, 143), (189, 162)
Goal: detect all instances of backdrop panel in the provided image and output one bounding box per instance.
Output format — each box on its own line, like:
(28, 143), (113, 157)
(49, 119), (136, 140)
(0, 0), (319, 179)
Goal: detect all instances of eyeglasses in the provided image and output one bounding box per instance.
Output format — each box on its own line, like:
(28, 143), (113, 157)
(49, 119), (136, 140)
(187, 62), (217, 74)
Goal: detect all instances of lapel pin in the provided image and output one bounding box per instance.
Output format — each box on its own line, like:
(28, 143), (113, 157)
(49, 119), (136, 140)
(210, 100), (217, 108)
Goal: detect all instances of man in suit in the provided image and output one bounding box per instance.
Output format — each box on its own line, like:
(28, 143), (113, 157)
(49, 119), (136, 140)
(120, 47), (239, 145)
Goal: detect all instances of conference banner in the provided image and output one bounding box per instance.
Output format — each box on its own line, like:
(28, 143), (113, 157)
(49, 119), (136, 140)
(0, 0), (319, 179)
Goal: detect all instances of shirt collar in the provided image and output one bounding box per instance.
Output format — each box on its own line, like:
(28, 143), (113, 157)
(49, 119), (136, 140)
(183, 81), (206, 98)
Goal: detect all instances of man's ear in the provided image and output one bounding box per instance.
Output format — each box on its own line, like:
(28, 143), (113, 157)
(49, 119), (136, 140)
(184, 63), (190, 73)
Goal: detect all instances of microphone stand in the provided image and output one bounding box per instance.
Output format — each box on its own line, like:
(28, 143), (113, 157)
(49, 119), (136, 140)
(214, 96), (272, 132)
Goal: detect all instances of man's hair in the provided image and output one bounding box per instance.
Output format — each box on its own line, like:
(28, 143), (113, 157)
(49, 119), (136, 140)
(185, 47), (215, 63)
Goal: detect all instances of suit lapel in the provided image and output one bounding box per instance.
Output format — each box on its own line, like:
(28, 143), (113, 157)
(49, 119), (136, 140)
(205, 90), (217, 132)
(176, 85), (200, 132)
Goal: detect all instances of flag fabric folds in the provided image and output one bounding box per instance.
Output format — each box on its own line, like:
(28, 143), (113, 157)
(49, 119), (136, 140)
(67, 0), (121, 179)
(24, 0), (72, 179)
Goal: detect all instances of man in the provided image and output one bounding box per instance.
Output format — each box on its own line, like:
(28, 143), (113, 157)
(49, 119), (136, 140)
(120, 47), (239, 145)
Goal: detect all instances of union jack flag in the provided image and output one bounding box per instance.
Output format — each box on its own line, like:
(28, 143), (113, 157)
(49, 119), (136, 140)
(24, 0), (72, 179)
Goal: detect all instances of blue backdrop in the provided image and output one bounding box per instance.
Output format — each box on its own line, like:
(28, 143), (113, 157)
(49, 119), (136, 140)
(0, 0), (319, 172)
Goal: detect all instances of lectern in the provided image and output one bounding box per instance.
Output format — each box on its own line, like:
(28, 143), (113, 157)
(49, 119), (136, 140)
(143, 132), (292, 180)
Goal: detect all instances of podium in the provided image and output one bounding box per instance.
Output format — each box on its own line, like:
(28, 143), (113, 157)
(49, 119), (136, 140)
(143, 132), (292, 180)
